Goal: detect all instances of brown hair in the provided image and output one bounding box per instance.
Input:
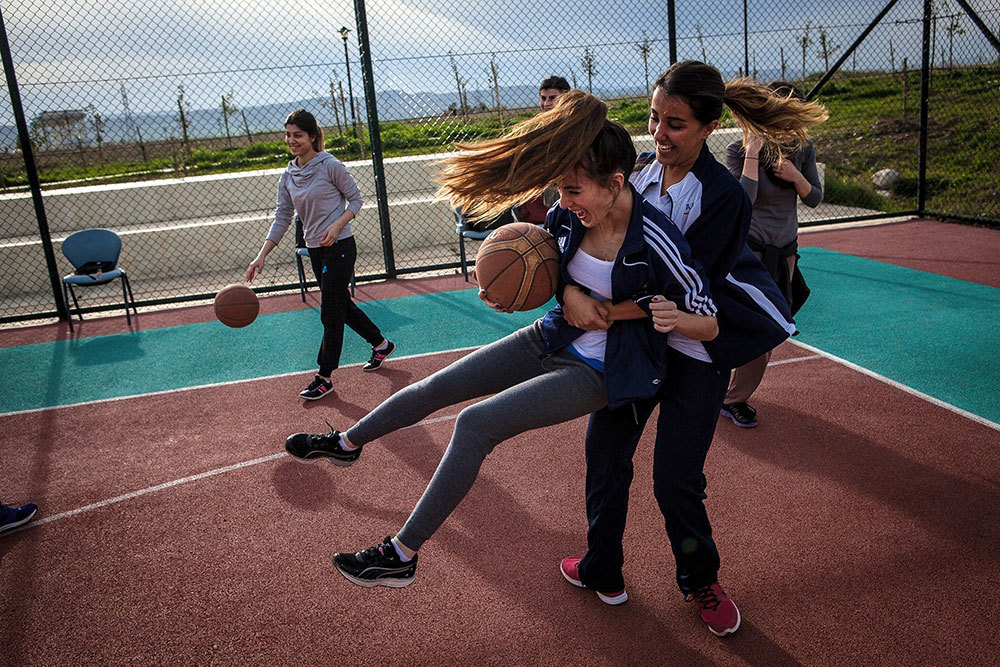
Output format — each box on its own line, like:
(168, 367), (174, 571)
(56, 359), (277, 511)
(654, 61), (827, 154)
(436, 90), (635, 220)
(284, 109), (324, 152)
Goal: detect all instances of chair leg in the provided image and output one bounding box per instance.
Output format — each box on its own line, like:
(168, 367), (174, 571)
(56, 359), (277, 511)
(296, 253), (307, 303)
(68, 285), (82, 321)
(120, 277), (132, 326)
(459, 235), (469, 281)
(63, 283), (74, 332)
(124, 274), (138, 316)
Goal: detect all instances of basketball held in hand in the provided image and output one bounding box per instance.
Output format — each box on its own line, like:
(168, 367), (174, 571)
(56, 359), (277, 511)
(214, 284), (260, 328)
(474, 222), (560, 311)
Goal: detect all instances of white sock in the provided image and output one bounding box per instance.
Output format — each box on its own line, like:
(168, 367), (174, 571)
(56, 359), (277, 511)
(338, 434), (358, 451)
(375, 340), (390, 351)
(391, 537), (413, 562)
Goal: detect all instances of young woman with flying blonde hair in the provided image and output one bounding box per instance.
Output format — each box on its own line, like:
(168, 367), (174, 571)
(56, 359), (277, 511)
(560, 61), (827, 637)
(283, 90), (719, 589)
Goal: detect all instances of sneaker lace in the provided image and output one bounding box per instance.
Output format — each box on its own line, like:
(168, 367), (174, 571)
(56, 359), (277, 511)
(359, 539), (395, 564)
(310, 420), (340, 447)
(690, 584), (721, 611)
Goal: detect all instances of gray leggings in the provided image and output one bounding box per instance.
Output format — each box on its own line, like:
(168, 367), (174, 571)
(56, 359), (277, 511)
(346, 320), (607, 551)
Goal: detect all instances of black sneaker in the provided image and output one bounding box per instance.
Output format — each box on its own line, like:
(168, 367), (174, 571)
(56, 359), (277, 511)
(362, 341), (395, 371)
(299, 375), (333, 400)
(285, 421), (363, 466)
(721, 402), (758, 428)
(332, 536), (418, 588)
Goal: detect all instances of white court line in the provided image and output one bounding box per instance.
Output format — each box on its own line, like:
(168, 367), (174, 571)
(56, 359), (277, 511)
(788, 339), (1000, 432)
(8, 345), (998, 534)
(6, 413), (462, 536)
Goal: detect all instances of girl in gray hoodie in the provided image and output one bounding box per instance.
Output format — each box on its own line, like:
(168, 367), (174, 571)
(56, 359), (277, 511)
(246, 109), (394, 400)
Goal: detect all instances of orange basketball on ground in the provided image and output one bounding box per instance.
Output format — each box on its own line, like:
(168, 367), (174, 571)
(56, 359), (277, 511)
(214, 284), (259, 328)
(474, 222), (560, 311)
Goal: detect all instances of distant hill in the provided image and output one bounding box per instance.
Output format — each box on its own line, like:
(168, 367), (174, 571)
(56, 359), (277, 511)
(1, 83), (611, 152)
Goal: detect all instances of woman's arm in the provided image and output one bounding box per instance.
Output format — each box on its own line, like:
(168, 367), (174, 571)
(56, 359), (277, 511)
(649, 297), (718, 340)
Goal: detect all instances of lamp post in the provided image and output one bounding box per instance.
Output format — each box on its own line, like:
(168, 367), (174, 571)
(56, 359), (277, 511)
(338, 26), (357, 139)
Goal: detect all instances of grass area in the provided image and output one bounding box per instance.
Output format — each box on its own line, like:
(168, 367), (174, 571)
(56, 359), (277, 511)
(4, 65), (997, 221)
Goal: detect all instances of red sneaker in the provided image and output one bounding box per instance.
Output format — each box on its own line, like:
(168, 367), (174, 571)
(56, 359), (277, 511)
(559, 557), (628, 606)
(687, 582), (741, 636)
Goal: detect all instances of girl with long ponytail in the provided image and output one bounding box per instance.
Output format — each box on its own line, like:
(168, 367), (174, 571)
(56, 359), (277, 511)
(562, 62), (827, 637)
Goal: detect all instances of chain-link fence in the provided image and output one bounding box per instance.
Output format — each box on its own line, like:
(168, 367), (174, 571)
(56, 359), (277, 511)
(2, 0), (998, 323)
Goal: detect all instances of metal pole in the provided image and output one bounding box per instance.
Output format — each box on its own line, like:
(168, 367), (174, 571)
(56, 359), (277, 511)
(667, 0), (677, 65)
(918, 0), (931, 214)
(339, 27), (358, 139)
(743, 0), (749, 77)
(806, 0), (900, 101)
(353, 0), (395, 278)
(952, 0), (1000, 56)
(0, 4), (68, 320)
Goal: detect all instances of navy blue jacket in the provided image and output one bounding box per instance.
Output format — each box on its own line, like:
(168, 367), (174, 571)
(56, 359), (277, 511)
(632, 147), (795, 370)
(539, 184), (716, 410)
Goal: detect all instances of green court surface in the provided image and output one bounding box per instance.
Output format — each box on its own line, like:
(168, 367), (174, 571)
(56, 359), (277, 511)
(0, 289), (548, 414)
(794, 247), (1000, 425)
(2, 247), (998, 424)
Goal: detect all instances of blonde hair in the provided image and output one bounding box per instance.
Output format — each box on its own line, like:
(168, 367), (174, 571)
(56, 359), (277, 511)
(654, 61), (828, 157)
(435, 90), (635, 221)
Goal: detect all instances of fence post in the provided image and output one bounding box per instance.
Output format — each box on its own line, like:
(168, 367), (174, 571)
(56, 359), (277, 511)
(0, 5), (68, 320)
(667, 0), (677, 65)
(353, 0), (396, 279)
(918, 0), (931, 214)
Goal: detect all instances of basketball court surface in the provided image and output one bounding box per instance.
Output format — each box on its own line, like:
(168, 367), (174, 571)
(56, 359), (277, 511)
(2, 218), (998, 665)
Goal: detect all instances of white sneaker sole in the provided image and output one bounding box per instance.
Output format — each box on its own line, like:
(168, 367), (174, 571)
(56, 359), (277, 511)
(560, 561), (628, 606)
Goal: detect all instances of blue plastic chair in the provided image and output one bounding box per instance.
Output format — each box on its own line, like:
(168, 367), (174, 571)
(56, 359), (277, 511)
(453, 207), (516, 281)
(60, 228), (137, 331)
(294, 215), (354, 302)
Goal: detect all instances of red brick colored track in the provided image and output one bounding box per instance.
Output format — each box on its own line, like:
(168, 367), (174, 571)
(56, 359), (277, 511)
(2, 220), (999, 665)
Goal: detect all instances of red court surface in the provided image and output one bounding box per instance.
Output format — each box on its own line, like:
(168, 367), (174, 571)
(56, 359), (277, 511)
(2, 219), (999, 665)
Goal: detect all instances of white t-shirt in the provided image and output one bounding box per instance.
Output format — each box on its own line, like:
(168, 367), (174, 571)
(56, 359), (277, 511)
(566, 248), (613, 364)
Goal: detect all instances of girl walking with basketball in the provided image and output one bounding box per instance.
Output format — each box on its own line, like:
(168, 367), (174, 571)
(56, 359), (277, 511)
(284, 91), (718, 590)
(246, 109), (394, 400)
(560, 62), (827, 637)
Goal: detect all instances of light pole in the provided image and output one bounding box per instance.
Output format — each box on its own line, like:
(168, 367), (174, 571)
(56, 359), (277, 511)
(338, 26), (357, 139)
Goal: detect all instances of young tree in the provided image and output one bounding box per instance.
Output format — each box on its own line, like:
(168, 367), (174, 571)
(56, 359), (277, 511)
(890, 39), (896, 73)
(316, 77), (344, 135)
(241, 110), (253, 144)
(85, 104), (105, 163)
(220, 91), (238, 147)
(120, 83), (148, 166)
(815, 25), (841, 72)
(636, 32), (652, 97)
(487, 56), (503, 125)
(780, 46), (787, 80)
(448, 51), (467, 116)
(695, 24), (708, 63)
(798, 21), (814, 82)
(942, 1), (965, 70)
(176, 85), (191, 156)
(581, 47), (598, 93)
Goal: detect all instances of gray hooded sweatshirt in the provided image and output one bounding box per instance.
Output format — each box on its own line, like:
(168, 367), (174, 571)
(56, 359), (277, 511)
(266, 151), (363, 248)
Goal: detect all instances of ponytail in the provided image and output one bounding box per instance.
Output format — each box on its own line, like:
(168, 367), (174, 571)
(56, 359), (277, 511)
(436, 90), (635, 221)
(654, 61), (827, 158)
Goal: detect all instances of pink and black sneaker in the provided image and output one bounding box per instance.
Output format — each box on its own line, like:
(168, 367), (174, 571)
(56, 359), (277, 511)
(559, 557), (628, 606)
(363, 341), (396, 371)
(299, 375), (333, 400)
(687, 582), (741, 636)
